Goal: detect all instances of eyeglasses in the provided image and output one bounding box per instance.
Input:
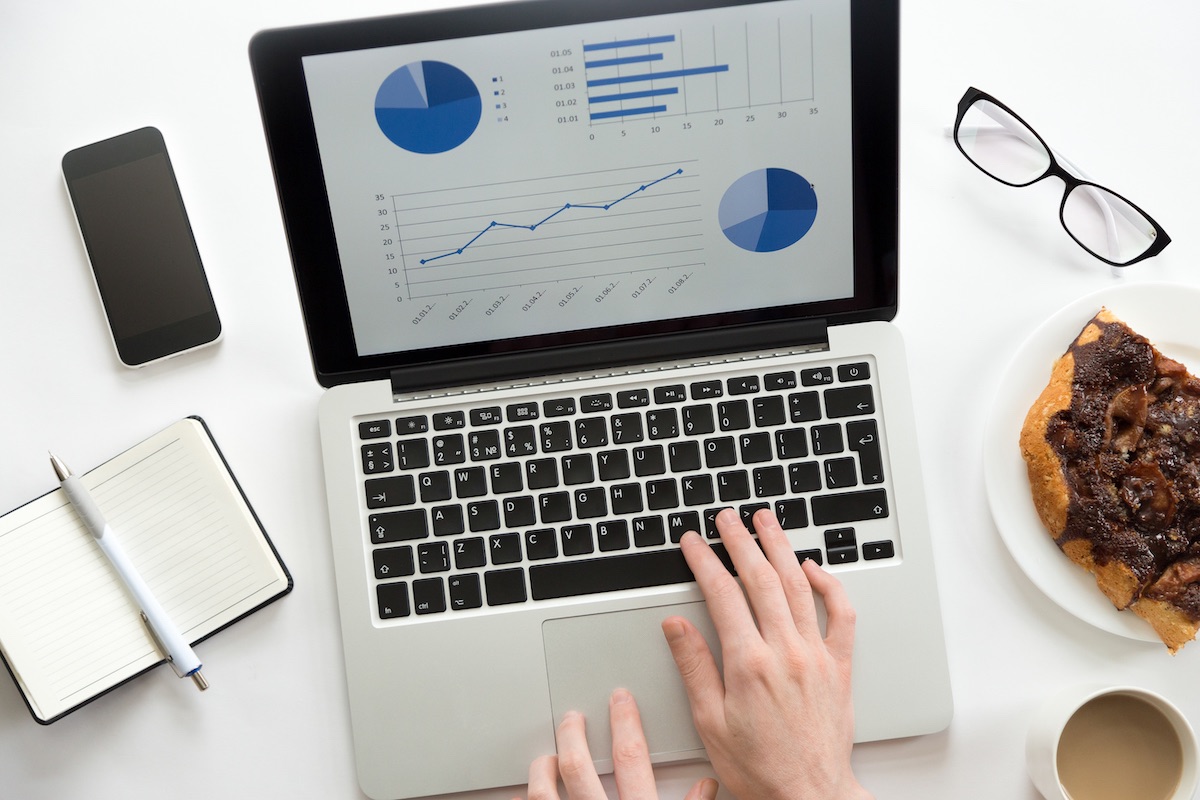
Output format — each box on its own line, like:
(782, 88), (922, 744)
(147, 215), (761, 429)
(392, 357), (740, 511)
(952, 87), (1170, 268)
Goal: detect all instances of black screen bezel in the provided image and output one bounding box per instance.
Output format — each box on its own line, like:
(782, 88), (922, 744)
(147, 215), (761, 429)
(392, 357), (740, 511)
(62, 126), (222, 367)
(249, 0), (898, 388)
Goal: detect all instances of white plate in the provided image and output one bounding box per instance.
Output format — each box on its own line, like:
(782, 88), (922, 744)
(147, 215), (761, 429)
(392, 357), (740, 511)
(982, 282), (1200, 643)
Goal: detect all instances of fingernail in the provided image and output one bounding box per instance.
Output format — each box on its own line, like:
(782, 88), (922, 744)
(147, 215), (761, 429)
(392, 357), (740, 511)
(662, 617), (686, 643)
(701, 778), (719, 800)
(717, 507), (738, 524)
(611, 687), (633, 705)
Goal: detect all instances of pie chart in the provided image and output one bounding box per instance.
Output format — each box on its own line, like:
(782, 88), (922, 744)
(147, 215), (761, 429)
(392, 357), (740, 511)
(375, 61), (481, 154)
(718, 168), (818, 253)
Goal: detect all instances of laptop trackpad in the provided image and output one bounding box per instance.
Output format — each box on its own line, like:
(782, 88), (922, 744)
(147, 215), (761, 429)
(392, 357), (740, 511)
(542, 601), (720, 770)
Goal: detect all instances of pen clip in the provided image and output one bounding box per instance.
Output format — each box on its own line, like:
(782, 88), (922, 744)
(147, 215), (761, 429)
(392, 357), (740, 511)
(140, 611), (186, 678)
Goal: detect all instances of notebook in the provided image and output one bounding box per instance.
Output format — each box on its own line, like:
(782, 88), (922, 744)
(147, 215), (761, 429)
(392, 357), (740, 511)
(249, 0), (952, 796)
(0, 417), (292, 723)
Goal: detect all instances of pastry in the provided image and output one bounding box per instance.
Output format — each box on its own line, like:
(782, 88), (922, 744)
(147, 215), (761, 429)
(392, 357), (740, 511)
(1021, 308), (1200, 652)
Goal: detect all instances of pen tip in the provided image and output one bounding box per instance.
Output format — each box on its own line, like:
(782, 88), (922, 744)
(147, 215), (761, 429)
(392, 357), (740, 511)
(191, 670), (209, 691)
(49, 452), (70, 481)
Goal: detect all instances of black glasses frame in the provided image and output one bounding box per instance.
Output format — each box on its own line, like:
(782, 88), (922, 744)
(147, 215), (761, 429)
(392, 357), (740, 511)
(953, 86), (1170, 267)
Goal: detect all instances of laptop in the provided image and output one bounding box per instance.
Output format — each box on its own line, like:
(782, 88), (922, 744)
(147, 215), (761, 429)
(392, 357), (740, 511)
(250, 0), (952, 796)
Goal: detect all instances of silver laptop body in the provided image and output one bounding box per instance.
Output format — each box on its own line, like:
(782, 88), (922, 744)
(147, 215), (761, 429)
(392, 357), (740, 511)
(251, 1), (952, 797)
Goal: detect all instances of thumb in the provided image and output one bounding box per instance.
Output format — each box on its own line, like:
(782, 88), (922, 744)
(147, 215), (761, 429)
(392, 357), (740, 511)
(662, 616), (724, 711)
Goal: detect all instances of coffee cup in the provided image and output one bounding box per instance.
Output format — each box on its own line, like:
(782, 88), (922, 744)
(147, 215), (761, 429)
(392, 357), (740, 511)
(1026, 685), (1199, 800)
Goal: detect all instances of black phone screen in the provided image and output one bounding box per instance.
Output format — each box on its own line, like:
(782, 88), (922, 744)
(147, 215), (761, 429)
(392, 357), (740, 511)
(64, 128), (221, 366)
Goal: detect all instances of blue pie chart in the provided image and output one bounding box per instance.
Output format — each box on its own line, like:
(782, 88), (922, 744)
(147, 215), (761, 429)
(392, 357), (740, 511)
(375, 61), (481, 154)
(718, 168), (818, 253)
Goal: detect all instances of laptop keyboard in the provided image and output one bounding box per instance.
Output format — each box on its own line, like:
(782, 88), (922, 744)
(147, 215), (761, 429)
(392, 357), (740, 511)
(357, 357), (897, 620)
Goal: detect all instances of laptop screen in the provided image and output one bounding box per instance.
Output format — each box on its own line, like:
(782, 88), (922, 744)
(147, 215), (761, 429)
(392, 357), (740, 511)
(250, 0), (898, 387)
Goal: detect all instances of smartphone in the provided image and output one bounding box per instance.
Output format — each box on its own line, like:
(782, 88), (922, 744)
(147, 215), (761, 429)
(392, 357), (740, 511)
(62, 127), (221, 367)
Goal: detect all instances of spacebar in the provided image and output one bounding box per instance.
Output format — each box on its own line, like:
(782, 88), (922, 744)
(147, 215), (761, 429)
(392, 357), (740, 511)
(529, 550), (696, 601)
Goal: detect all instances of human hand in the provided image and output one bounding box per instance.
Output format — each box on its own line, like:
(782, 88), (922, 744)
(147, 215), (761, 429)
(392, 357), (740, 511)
(663, 507), (872, 800)
(518, 688), (718, 800)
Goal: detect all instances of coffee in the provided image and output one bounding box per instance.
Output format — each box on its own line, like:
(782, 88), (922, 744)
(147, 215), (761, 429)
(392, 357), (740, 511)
(1056, 693), (1183, 800)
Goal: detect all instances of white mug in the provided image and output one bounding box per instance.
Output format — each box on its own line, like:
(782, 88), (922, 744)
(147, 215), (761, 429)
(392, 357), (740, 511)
(1027, 685), (1199, 800)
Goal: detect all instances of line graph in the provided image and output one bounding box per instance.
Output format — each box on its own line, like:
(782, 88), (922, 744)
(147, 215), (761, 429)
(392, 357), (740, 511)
(418, 168), (683, 264)
(388, 163), (703, 298)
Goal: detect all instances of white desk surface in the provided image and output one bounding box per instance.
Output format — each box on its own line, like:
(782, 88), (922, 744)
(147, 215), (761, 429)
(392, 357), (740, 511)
(2, 1), (1198, 798)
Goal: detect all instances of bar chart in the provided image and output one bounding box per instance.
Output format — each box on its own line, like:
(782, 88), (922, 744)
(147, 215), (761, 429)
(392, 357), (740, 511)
(582, 14), (814, 123)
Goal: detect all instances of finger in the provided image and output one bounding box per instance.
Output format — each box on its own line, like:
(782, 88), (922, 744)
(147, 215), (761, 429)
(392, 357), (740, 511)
(554, 711), (607, 800)
(608, 689), (657, 800)
(712, 507), (796, 640)
(682, 778), (720, 800)
(678, 530), (759, 647)
(802, 558), (857, 663)
(662, 616), (725, 732)
(752, 507), (823, 638)
(526, 755), (562, 800)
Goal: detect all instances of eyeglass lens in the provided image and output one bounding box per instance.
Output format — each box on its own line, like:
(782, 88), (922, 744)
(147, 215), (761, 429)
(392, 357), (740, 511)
(1062, 185), (1160, 265)
(956, 97), (1162, 265)
(955, 99), (1050, 186)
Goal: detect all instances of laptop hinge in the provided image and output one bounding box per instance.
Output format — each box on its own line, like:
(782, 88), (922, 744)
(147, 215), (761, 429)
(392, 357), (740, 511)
(389, 317), (829, 401)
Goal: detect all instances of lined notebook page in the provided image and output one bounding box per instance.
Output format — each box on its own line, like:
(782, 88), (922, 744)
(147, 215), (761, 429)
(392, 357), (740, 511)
(0, 418), (288, 722)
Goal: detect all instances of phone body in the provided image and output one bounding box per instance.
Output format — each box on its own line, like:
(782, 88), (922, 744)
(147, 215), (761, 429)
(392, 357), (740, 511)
(62, 127), (221, 367)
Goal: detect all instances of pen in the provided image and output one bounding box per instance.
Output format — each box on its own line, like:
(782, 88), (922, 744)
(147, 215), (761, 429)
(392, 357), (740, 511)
(49, 453), (209, 691)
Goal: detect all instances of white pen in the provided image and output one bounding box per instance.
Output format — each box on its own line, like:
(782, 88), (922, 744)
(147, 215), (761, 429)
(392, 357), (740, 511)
(50, 453), (208, 691)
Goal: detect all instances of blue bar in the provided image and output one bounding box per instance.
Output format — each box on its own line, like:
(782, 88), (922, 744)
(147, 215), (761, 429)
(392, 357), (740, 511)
(589, 105), (668, 121)
(587, 64), (729, 88)
(583, 35), (675, 52)
(585, 53), (663, 69)
(589, 87), (678, 105)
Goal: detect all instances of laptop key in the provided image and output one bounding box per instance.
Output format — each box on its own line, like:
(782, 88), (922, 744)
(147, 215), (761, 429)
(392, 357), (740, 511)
(717, 400), (750, 431)
(669, 440), (701, 472)
(542, 398), (574, 418)
(561, 454), (594, 485)
(418, 541), (451, 573)
(369, 509), (428, 543)
(373, 546), (415, 580)
(525, 529), (558, 560)
(632, 516), (666, 547)
(484, 569), (527, 606)
(489, 532), (522, 565)
(376, 582), (410, 619)
(825, 385), (875, 418)
(540, 421), (572, 452)
(617, 389), (650, 408)
(365, 475), (415, 508)
(654, 385), (686, 404)
(529, 549), (695, 600)
(811, 489), (889, 526)
(433, 411), (466, 430)
(454, 537), (486, 569)
(361, 442), (394, 474)
(847, 419), (885, 484)
(454, 466), (488, 498)
(359, 420), (391, 439)
(647, 409), (680, 439)
(596, 450), (631, 480)
(561, 524), (594, 556)
(837, 362), (871, 382)
(432, 434), (465, 465)
(668, 511), (701, 542)
(395, 415), (429, 436)
(449, 574), (482, 611)
(412, 578), (446, 614)
(419, 470), (452, 502)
